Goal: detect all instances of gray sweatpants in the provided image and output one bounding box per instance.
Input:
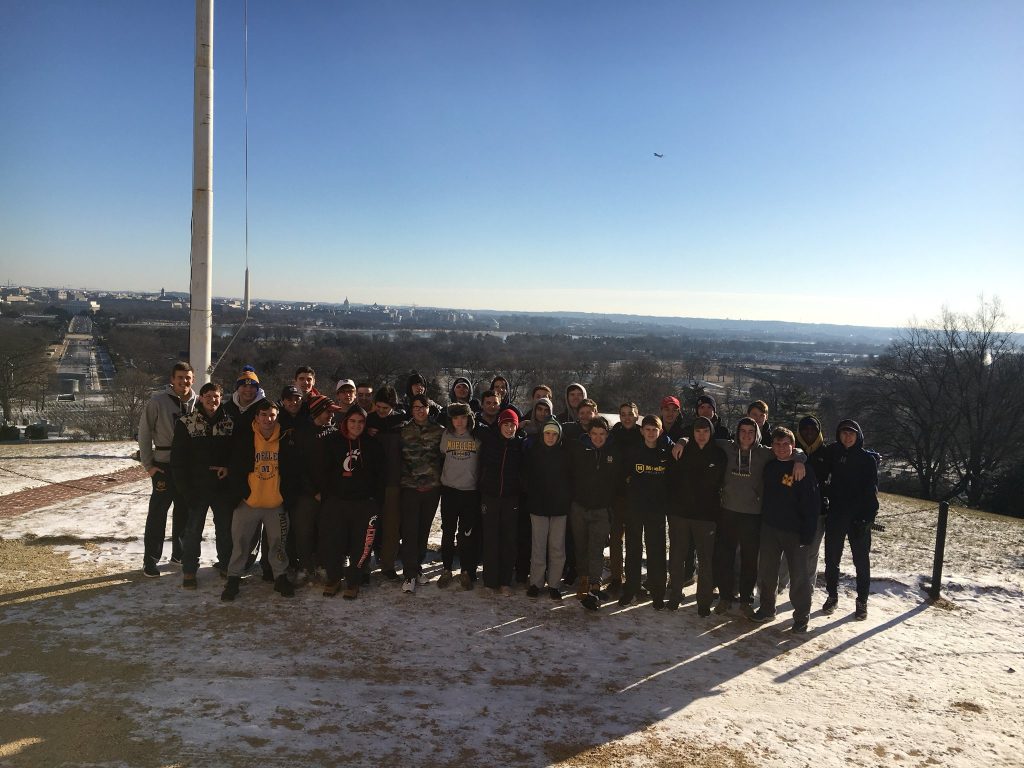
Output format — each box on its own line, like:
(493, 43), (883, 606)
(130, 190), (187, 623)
(228, 501), (289, 579)
(757, 523), (811, 621)
(529, 514), (567, 589)
(778, 513), (825, 592)
(570, 503), (610, 585)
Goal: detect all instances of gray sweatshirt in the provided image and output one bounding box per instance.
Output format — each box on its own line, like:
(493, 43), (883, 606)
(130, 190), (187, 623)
(439, 430), (481, 492)
(717, 439), (806, 516)
(139, 386), (197, 469)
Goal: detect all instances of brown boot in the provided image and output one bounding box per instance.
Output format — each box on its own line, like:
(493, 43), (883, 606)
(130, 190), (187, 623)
(576, 576), (590, 600)
(342, 583), (359, 600)
(322, 579), (342, 597)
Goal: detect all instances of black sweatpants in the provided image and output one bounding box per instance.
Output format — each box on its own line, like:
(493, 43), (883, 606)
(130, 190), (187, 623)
(143, 461), (188, 564)
(624, 502), (667, 601)
(399, 487), (441, 580)
(440, 487), (481, 575)
(668, 517), (716, 610)
(824, 512), (872, 602)
(714, 508), (761, 603)
(319, 496), (379, 587)
(481, 495), (519, 589)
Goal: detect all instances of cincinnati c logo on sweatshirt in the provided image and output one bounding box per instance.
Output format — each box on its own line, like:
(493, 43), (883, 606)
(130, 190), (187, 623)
(343, 447), (362, 476)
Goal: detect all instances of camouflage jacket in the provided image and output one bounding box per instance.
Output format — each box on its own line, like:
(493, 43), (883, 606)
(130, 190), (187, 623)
(399, 420), (444, 490)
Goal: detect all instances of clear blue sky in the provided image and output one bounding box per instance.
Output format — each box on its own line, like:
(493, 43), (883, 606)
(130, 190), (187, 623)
(2, 1), (1021, 328)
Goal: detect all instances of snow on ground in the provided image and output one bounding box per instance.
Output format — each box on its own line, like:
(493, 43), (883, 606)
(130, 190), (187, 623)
(0, 440), (139, 495)
(1, 444), (1023, 768)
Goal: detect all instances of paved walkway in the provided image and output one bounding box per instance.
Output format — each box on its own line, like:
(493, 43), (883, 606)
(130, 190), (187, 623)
(0, 466), (148, 518)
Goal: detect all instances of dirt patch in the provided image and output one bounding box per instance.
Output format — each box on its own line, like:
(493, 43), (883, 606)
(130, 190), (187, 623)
(0, 539), (112, 600)
(1, 709), (173, 768)
(548, 731), (759, 768)
(951, 700), (984, 714)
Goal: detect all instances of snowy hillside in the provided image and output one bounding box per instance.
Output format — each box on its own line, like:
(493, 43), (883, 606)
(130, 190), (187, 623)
(0, 441), (1021, 768)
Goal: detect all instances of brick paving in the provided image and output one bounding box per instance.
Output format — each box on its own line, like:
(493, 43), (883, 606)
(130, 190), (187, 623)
(0, 466), (149, 519)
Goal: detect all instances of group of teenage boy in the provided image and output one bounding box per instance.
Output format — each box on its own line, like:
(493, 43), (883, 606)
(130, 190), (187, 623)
(138, 360), (879, 632)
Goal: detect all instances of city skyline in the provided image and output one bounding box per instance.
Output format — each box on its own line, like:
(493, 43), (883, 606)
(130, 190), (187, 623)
(2, 2), (1022, 328)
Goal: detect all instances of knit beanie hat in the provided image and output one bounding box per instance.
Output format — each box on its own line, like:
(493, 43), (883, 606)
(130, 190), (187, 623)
(236, 365), (260, 386)
(498, 409), (519, 427)
(696, 394), (717, 412)
(542, 418), (562, 438)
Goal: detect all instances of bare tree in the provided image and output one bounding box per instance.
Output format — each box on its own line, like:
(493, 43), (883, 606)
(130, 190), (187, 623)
(940, 299), (1024, 506)
(858, 297), (1023, 505)
(108, 368), (158, 438)
(0, 327), (54, 423)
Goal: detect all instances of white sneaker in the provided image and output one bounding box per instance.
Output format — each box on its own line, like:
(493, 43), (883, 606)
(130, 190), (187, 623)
(402, 579), (416, 594)
(416, 573), (431, 586)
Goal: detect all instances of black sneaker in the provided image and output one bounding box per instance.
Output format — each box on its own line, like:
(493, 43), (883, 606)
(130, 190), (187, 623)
(526, 584), (540, 598)
(142, 561), (160, 578)
(382, 569), (401, 582)
(169, 555), (182, 566)
(792, 617), (809, 633)
(651, 598), (665, 612)
(714, 599), (731, 615)
(855, 600), (868, 620)
(262, 566), (275, 583)
(274, 574), (295, 598)
(749, 609), (776, 623)
(617, 589), (635, 607)
(548, 587), (563, 601)
(221, 576), (240, 601)
(581, 593), (601, 611)
(822, 595), (838, 615)
(697, 605), (712, 617)
(666, 598), (680, 611)
(182, 574), (198, 590)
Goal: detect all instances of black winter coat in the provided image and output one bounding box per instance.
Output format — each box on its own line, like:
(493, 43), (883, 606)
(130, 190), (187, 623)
(170, 406), (234, 506)
(524, 442), (571, 517)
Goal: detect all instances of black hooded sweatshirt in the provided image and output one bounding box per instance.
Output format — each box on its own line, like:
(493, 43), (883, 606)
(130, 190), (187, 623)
(668, 425), (727, 522)
(825, 419), (879, 523)
(321, 424), (386, 501)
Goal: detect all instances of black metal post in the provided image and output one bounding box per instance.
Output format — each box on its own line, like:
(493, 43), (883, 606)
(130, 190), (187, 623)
(930, 501), (949, 600)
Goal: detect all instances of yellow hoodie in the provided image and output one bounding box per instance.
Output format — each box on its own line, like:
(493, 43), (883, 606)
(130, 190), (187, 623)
(247, 420), (284, 508)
